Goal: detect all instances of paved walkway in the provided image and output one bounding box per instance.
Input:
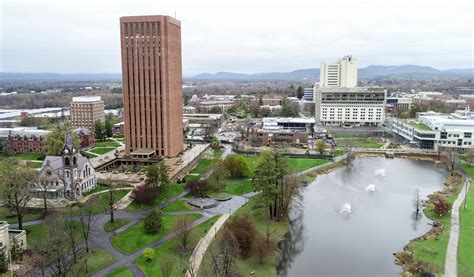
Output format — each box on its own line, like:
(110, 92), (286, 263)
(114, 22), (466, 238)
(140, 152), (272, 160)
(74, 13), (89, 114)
(444, 177), (471, 277)
(186, 214), (230, 277)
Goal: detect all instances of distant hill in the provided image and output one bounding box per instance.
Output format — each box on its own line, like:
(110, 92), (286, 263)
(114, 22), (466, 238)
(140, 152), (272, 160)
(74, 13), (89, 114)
(0, 72), (122, 82)
(1, 65), (472, 83)
(191, 65), (473, 81)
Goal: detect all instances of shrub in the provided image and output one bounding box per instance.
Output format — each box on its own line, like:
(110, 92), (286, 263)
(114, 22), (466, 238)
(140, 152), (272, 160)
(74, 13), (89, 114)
(144, 209), (163, 234)
(226, 216), (257, 257)
(433, 198), (452, 216)
(131, 186), (159, 206)
(143, 248), (155, 262)
(186, 179), (210, 197)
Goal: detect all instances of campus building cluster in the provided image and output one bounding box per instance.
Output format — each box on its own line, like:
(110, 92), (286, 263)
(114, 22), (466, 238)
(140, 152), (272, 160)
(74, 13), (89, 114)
(315, 56), (387, 128)
(391, 108), (474, 151)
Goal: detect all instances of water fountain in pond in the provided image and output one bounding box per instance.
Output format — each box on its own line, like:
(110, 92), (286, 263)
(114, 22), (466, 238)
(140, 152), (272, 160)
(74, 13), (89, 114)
(365, 184), (376, 192)
(375, 168), (386, 177)
(339, 203), (352, 214)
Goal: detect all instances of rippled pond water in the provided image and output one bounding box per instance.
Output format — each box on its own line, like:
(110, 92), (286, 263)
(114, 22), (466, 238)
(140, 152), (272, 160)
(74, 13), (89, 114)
(279, 157), (447, 277)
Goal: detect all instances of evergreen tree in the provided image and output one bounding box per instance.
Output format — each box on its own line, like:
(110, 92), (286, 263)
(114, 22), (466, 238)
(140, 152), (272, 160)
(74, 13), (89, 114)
(296, 86), (304, 99)
(94, 120), (104, 141)
(144, 209), (163, 234)
(104, 119), (113, 138)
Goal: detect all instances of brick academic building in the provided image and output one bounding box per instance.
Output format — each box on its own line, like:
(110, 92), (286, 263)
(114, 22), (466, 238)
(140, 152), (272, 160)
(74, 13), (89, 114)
(120, 15), (183, 158)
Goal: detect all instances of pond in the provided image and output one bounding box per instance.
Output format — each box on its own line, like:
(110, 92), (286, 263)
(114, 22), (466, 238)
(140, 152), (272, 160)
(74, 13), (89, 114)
(279, 157), (447, 276)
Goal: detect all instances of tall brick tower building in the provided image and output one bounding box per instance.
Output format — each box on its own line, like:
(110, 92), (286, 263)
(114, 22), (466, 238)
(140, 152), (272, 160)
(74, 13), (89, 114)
(120, 15), (183, 158)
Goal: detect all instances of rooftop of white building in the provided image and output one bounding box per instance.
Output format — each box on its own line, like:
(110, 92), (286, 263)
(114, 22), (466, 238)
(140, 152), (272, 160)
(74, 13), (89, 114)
(414, 109), (474, 132)
(71, 96), (102, 103)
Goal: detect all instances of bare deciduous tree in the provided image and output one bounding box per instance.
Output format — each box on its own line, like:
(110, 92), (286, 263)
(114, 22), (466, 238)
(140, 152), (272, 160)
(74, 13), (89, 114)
(0, 162), (37, 229)
(173, 215), (194, 253)
(77, 198), (98, 253)
(160, 257), (175, 277)
(209, 230), (238, 277)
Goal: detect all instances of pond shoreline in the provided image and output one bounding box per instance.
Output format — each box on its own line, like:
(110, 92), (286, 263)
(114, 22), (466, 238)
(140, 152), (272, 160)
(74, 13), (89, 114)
(277, 154), (453, 276)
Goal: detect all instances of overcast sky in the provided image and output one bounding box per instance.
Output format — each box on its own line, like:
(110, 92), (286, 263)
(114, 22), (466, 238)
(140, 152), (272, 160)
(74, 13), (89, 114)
(1, 0), (473, 76)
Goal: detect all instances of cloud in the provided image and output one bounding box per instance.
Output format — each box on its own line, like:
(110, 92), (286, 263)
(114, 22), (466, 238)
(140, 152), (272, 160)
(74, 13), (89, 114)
(0, 0), (472, 75)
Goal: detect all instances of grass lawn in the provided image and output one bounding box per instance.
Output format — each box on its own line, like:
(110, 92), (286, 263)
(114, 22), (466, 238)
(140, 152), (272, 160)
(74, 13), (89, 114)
(81, 151), (99, 158)
(237, 155), (328, 175)
(334, 149), (345, 157)
(162, 200), (192, 213)
(0, 207), (44, 224)
(104, 266), (133, 277)
(209, 192), (232, 201)
(82, 182), (111, 196)
(24, 221), (83, 248)
(111, 214), (202, 254)
(104, 217), (133, 232)
(126, 182), (186, 212)
(27, 161), (43, 169)
(90, 147), (116, 155)
(199, 196), (288, 276)
(95, 141), (121, 148)
(190, 150), (223, 175)
(222, 178), (253, 195)
(458, 165), (474, 277)
(407, 174), (465, 274)
(15, 152), (45, 160)
(337, 138), (384, 149)
(69, 248), (116, 276)
(135, 215), (221, 276)
(72, 189), (130, 215)
(287, 158), (327, 172)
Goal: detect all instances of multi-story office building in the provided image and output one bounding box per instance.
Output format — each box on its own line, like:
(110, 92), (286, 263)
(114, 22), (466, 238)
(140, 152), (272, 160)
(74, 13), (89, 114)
(70, 96), (105, 131)
(120, 15), (183, 158)
(315, 87), (387, 127)
(320, 56), (358, 88)
(304, 87), (315, 101)
(391, 109), (474, 151)
(386, 97), (413, 111)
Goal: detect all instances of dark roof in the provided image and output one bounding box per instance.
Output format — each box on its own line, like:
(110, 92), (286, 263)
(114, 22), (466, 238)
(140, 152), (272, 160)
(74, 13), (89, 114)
(64, 130), (74, 152)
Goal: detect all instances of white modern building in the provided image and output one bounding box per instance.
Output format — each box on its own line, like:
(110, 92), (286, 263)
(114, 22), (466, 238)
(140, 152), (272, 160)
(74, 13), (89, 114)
(315, 87), (387, 127)
(320, 56), (358, 88)
(391, 109), (474, 151)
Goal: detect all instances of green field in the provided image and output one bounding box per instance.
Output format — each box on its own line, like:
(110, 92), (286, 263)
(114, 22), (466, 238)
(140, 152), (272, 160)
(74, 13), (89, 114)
(104, 217), (133, 232)
(337, 138), (384, 149)
(104, 266), (133, 277)
(90, 147), (116, 155)
(69, 248), (116, 276)
(73, 189), (130, 215)
(24, 221), (83, 249)
(0, 207), (44, 224)
(162, 200), (192, 213)
(221, 178), (253, 195)
(126, 182), (186, 212)
(15, 152), (45, 160)
(135, 215), (221, 276)
(82, 182), (111, 196)
(95, 141), (121, 148)
(458, 165), (474, 277)
(111, 214), (202, 254)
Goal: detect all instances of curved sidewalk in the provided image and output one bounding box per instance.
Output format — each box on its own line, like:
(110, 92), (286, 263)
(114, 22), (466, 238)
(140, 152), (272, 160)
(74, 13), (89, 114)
(186, 214), (230, 277)
(444, 177), (470, 277)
